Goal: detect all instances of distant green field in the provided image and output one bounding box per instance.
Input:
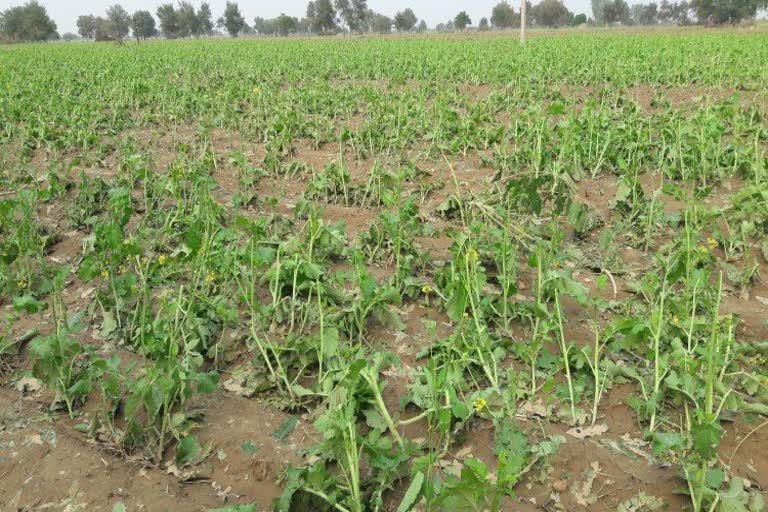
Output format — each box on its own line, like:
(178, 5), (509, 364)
(1, 32), (767, 151)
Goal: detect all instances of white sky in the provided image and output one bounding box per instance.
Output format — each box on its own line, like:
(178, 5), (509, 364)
(0, 0), (598, 35)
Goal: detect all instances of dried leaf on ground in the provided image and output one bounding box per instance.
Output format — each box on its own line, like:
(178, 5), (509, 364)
(567, 423), (609, 439)
(571, 461), (601, 507)
(617, 492), (664, 512)
(15, 376), (43, 394)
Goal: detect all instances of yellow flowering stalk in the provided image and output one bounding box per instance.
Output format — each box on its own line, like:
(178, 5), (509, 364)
(466, 248), (479, 265)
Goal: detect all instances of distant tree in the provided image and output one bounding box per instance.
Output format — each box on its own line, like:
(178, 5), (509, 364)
(198, 2), (214, 35)
(394, 8), (418, 31)
(416, 19), (428, 32)
(77, 14), (97, 39)
(253, 16), (269, 34)
(572, 12), (588, 24)
(0, 1), (58, 42)
(657, 0), (692, 22)
(437, 19), (457, 31)
(658, 0), (672, 20)
(658, 0), (693, 23)
(370, 12), (392, 33)
(306, 1), (318, 31)
(275, 14), (299, 35)
(591, 0), (608, 23)
(307, 0), (337, 33)
(156, 4), (181, 38)
(297, 16), (310, 32)
(176, 1), (200, 37)
(632, 2), (659, 23)
(675, 1), (694, 24)
(334, 0), (371, 33)
(658, 0), (675, 21)
(692, 0), (765, 23)
(335, 0), (354, 32)
(62, 32), (78, 41)
(221, 1), (246, 37)
(603, 0), (632, 22)
(532, 0), (574, 26)
(491, 1), (516, 28)
(131, 10), (156, 41)
(106, 4), (131, 41)
(351, 0), (369, 32)
(93, 16), (113, 40)
(454, 11), (472, 30)
(478, 17), (490, 30)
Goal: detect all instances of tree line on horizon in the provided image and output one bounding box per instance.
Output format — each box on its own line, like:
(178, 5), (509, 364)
(1, 0), (766, 43)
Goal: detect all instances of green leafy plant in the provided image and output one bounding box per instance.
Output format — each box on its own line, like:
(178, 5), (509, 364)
(29, 267), (92, 418)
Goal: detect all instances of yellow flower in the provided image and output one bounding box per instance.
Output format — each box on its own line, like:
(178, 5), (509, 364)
(473, 397), (487, 413)
(707, 238), (717, 250)
(697, 244), (709, 255)
(118, 265), (127, 274)
(422, 285), (433, 295)
(101, 269), (110, 279)
(672, 316), (680, 325)
(158, 255), (169, 265)
(205, 272), (216, 284)
(466, 248), (479, 265)
(16, 278), (28, 289)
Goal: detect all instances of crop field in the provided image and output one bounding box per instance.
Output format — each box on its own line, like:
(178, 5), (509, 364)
(1, 31), (767, 512)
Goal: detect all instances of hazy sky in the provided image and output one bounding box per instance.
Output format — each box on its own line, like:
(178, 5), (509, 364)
(0, 0), (598, 35)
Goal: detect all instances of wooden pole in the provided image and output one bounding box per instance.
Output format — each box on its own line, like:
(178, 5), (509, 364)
(520, 0), (527, 44)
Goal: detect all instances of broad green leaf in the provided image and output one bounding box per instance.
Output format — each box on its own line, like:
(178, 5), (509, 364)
(13, 295), (47, 314)
(272, 415), (298, 441)
(208, 505), (256, 512)
(650, 432), (686, 456)
(240, 441), (258, 456)
(194, 371), (219, 394)
(396, 471), (424, 512)
(691, 422), (721, 460)
(176, 434), (202, 466)
(101, 310), (118, 337)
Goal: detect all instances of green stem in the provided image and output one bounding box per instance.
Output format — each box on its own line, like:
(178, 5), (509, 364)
(363, 369), (405, 449)
(705, 273), (724, 418)
(554, 291), (576, 424)
(649, 276), (668, 433)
